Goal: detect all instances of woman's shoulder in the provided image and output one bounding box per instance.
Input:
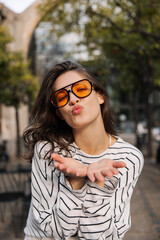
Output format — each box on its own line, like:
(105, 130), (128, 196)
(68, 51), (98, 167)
(116, 136), (144, 159)
(34, 140), (72, 159)
(116, 137), (144, 175)
(34, 141), (59, 160)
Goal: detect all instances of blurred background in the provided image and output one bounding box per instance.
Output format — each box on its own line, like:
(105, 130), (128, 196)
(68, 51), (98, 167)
(0, 0), (160, 239)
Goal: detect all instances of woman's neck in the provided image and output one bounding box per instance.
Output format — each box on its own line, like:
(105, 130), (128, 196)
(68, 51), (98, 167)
(73, 119), (110, 155)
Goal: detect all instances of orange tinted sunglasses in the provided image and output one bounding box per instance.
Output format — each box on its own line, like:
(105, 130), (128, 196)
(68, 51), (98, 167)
(51, 79), (93, 108)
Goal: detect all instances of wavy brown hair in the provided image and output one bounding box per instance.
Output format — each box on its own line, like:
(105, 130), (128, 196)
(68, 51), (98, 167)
(23, 61), (116, 162)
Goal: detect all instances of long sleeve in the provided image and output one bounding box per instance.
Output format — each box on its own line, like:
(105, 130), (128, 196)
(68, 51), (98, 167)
(78, 148), (144, 240)
(55, 175), (87, 239)
(111, 150), (144, 239)
(31, 143), (63, 239)
(78, 180), (116, 239)
(25, 142), (87, 239)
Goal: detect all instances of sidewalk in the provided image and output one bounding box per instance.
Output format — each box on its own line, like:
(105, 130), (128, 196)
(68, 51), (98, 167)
(124, 158), (160, 240)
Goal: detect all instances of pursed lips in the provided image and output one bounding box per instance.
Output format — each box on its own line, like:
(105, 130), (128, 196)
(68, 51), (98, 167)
(72, 104), (84, 115)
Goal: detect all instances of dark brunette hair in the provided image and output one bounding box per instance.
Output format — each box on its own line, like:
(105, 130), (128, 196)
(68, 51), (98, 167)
(23, 61), (116, 162)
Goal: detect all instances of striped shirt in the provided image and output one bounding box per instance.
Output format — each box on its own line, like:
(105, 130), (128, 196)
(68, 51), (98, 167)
(24, 137), (144, 240)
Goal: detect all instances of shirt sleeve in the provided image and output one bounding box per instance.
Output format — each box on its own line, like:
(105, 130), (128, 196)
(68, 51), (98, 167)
(31, 142), (87, 239)
(111, 150), (144, 239)
(78, 178), (117, 239)
(78, 150), (144, 240)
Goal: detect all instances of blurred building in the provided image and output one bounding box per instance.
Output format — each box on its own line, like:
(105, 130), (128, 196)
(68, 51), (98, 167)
(34, 22), (88, 83)
(0, 1), (41, 159)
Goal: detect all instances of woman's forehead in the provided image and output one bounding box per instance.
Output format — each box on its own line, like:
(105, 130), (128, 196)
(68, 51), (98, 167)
(54, 71), (86, 90)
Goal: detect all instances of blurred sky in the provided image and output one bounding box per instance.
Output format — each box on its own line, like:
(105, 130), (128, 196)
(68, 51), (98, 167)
(0, 0), (36, 13)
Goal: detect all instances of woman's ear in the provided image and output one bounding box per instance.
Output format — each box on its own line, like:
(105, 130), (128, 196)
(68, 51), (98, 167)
(56, 109), (64, 120)
(97, 91), (104, 105)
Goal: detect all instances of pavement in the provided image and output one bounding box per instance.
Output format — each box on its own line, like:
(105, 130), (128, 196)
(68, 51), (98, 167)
(124, 158), (160, 240)
(0, 157), (160, 240)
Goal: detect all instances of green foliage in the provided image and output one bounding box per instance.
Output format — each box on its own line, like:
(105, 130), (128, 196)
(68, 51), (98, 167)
(0, 26), (39, 157)
(0, 26), (12, 83)
(0, 53), (39, 108)
(0, 26), (12, 50)
(38, 0), (160, 93)
(0, 27), (39, 108)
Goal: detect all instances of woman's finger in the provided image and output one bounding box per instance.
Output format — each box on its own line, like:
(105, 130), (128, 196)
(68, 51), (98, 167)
(101, 169), (114, 178)
(66, 168), (72, 174)
(59, 164), (66, 171)
(87, 171), (95, 182)
(51, 153), (64, 163)
(113, 161), (126, 169)
(112, 168), (119, 175)
(53, 161), (60, 168)
(94, 172), (105, 182)
(54, 162), (65, 170)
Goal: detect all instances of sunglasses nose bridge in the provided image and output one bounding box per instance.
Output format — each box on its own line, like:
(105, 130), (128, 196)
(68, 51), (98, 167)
(67, 88), (80, 104)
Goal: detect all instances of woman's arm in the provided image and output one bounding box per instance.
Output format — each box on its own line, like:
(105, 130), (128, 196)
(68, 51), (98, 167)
(87, 158), (126, 184)
(79, 151), (144, 240)
(51, 153), (126, 187)
(31, 143), (86, 239)
(51, 153), (88, 177)
(51, 153), (88, 190)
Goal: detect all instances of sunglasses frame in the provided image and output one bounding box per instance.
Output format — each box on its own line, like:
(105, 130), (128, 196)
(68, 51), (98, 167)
(51, 79), (93, 108)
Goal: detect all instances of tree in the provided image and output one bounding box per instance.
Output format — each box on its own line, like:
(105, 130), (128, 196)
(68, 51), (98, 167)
(38, 0), (160, 157)
(0, 26), (39, 158)
(0, 26), (12, 84)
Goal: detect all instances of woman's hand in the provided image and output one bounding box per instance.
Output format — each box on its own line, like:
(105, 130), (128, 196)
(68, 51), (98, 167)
(87, 159), (126, 183)
(51, 154), (126, 188)
(51, 153), (87, 177)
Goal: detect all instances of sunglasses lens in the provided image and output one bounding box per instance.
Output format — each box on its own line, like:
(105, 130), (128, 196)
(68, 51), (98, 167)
(51, 89), (68, 108)
(51, 80), (92, 108)
(73, 80), (92, 98)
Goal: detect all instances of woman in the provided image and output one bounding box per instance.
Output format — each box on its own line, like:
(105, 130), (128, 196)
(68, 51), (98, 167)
(23, 61), (144, 240)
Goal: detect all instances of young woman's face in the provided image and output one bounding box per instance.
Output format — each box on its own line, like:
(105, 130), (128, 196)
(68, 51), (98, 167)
(53, 71), (104, 130)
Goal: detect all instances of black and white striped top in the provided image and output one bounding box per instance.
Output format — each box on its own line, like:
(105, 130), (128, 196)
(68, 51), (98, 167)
(24, 137), (144, 240)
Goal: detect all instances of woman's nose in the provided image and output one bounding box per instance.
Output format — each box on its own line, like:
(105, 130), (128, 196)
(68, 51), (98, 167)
(68, 91), (80, 105)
